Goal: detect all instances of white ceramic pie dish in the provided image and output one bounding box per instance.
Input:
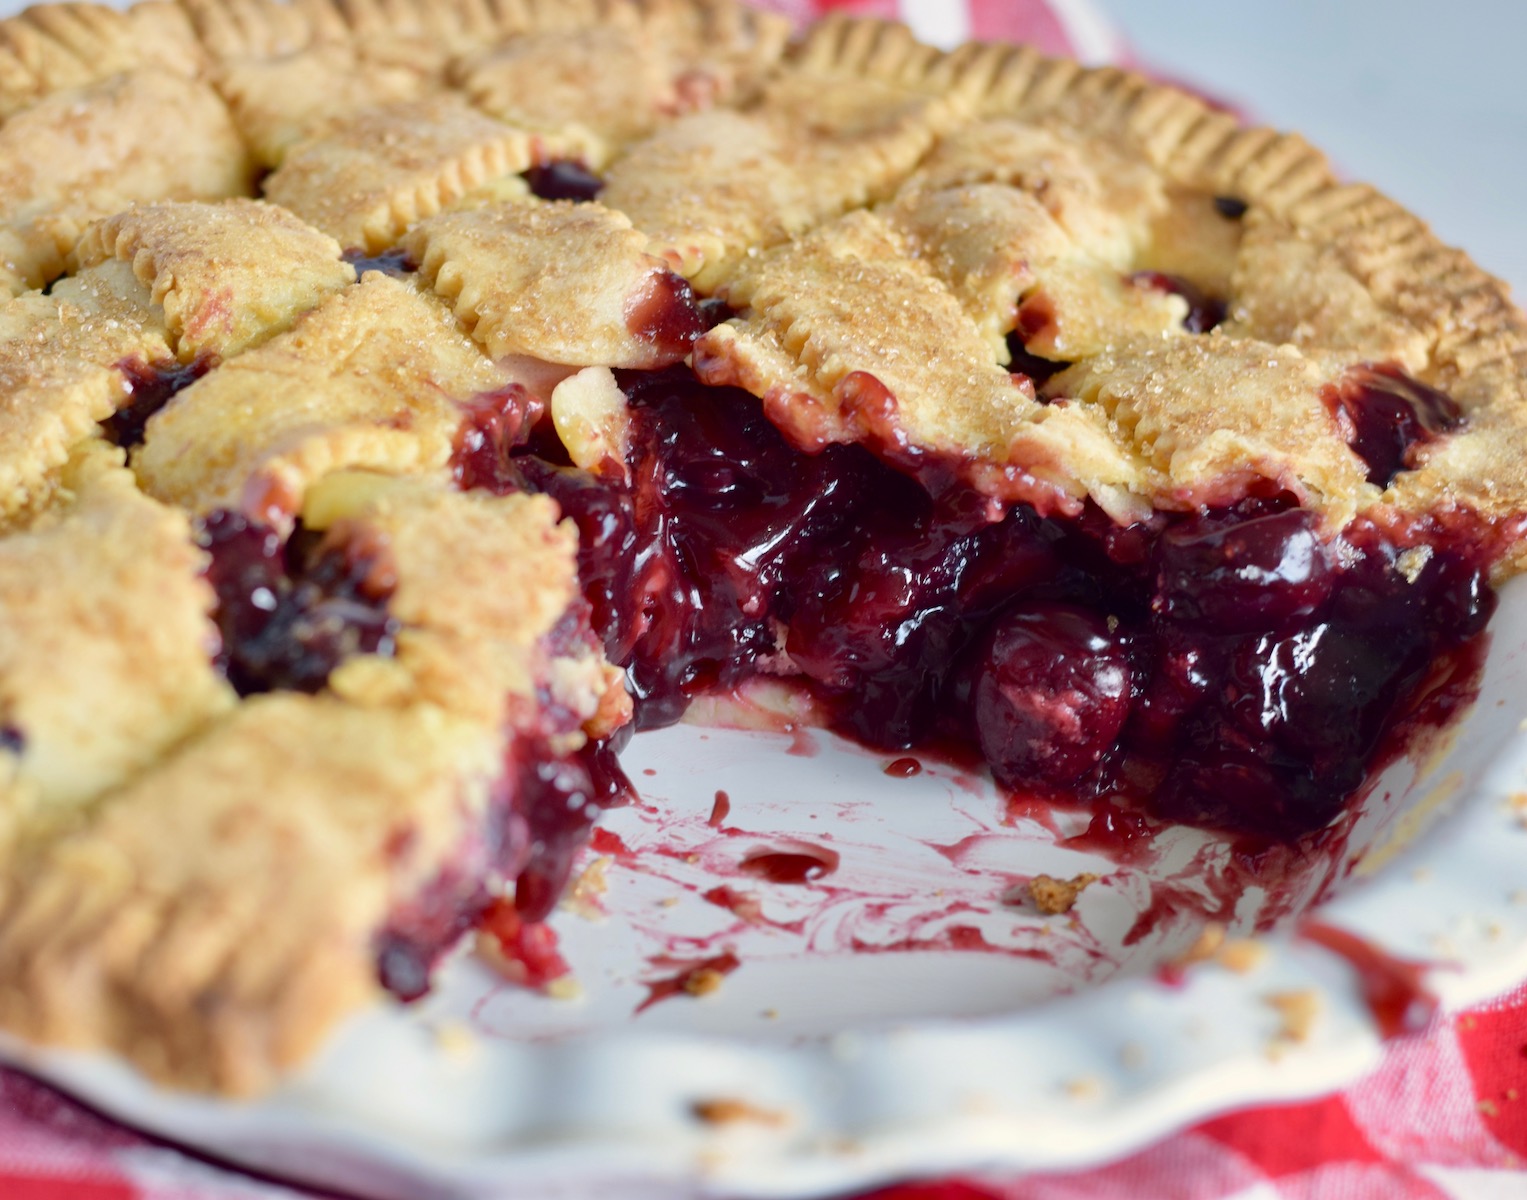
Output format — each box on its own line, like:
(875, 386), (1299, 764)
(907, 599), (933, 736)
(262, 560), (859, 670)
(4, 3), (1527, 1197)
(6, 574), (1527, 1199)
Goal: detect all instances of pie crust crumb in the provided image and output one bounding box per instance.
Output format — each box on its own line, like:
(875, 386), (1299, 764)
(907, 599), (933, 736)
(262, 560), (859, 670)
(690, 1097), (790, 1127)
(1264, 989), (1321, 1046)
(683, 968), (730, 998)
(1027, 872), (1100, 915)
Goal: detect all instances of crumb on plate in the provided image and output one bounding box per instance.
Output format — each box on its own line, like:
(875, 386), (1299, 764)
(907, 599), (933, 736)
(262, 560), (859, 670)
(1264, 988), (1320, 1046)
(690, 1097), (790, 1127)
(1028, 872), (1099, 915)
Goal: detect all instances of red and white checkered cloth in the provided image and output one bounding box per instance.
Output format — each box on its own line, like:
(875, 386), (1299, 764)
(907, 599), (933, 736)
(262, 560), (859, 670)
(5, 1), (1526, 1197)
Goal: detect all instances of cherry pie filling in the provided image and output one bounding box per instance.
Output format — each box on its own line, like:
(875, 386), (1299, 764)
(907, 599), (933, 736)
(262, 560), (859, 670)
(472, 361), (1496, 846)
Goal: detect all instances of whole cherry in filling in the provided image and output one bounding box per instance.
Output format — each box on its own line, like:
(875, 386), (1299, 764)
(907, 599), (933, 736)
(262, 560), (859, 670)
(970, 604), (1132, 790)
(1153, 507), (1333, 632)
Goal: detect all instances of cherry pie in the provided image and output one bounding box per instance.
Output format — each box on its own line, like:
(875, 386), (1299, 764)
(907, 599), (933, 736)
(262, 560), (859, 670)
(0, 0), (1521, 1095)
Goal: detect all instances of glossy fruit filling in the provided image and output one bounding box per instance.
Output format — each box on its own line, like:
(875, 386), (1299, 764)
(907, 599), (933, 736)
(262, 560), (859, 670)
(523, 159), (604, 202)
(376, 727), (631, 1001)
(101, 358), (208, 448)
(461, 364), (1495, 848)
(1325, 363), (1464, 486)
(197, 510), (400, 696)
(373, 595), (634, 999)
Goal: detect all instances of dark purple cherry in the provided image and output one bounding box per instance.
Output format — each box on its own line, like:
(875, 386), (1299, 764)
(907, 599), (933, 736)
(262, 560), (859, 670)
(1129, 271), (1226, 333)
(971, 603), (1132, 790)
(1003, 329), (1071, 386)
(953, 507), (1060, 619)
(375, 889), (485, 1002)
(1325, 364), (1464, 487)
(626, 272), (708, 363)
(512, 736), (634, 922)
(787, 547), (925, 690)
(515, 455), (639, 662)
(342, 247), (414, 277)
(197, 510), (398, 696)
(1230, 621), (1425, 770)
(522, 160), (604, 202)
(1126, 628), (1216, 748)
(198, 510), (287, 652)
(1153, 752), (1341, 839)
(1153, 508), (1333, 632)
(1415, 549), (1495, 641)
(100, 358), (208, 449)
(450, 384), (540, 494)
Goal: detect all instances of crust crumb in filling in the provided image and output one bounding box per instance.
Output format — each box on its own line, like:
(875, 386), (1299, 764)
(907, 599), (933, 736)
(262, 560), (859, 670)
(0, 0), (1519, 1096)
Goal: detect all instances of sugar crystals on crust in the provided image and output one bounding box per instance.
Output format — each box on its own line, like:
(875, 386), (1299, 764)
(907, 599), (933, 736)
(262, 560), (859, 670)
(133, 273), (514, 525)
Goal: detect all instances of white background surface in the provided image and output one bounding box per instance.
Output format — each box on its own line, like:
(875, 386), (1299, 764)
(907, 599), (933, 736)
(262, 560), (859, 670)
(1097, 0), (1527, 298)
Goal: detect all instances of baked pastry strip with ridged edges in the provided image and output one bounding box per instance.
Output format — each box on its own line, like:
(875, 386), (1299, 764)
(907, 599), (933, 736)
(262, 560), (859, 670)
(0, 259), (175, 521)
(133, 272), (516, 527)
(451, 4), (790, 165)
(0, 70), (253, 294)
(262, 94), (591, 254)
(0, 1), (207, 119)
(214, 44), (434, 169)
(0, 442), (233, 858)
(600, 53), (978, 292)
(70, 199), (357, 362)
(0, 693), (505, 1095)
(780, 15), (1527, 560)
(402, 200), (707, 368)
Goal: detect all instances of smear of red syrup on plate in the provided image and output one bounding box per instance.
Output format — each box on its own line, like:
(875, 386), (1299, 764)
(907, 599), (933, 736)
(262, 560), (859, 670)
(701, 884), (761, 922)
(1001, 792), (1064, 835)
(1301, 919), (1439, 1038)
(578, 678), (1443, 1005)
(739, 842), (840, 884)
(929, 833), (998, 872)
(635, 950), (742, 1014)
(900, 924), (994, 952)
(588, 827), (632, 859)
(785, 727), (820, 757)
(1064, 800), (1159, 864)
(884, 756), (923, 778)
(700, 884), (806, 933)
(847, 911), (1055, 963)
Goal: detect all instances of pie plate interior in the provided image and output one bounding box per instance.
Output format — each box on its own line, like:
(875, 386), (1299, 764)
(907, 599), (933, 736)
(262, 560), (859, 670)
(2, 574), (1525, 1199)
